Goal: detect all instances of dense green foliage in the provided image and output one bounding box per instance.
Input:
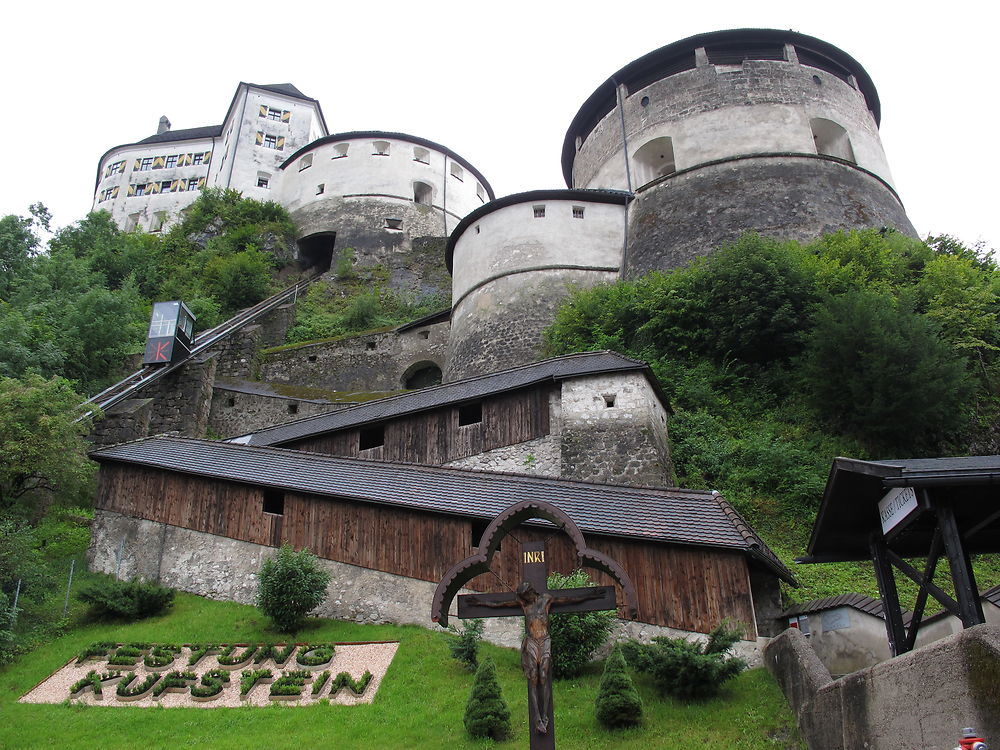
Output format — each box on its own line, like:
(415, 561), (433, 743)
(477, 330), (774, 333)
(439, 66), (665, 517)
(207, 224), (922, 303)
(0, 190), (296, 393)
(447, 617), (484, 670)
(464, 656), (512, 740)
(545, 230), (1000, 603)
(285, 253), (448, 345)
(77, 577), (175, 620)
(621, 623), (746, 701)
(595, 645), (643, 728)
(0, 375), (98, 517)
(255, 544), (331, 632)
(548, 570), (615, 678)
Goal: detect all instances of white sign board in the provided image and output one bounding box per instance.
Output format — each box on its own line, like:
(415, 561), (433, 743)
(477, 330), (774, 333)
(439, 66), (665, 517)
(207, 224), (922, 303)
(878, 487), (919, 536)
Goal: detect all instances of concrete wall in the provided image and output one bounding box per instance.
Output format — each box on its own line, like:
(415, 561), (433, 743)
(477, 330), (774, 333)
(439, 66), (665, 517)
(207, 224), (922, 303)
(765, 625), (1000, 749)
(260, 319), (449, 392)
(89, 508), (762, 662)
(445, 197), (624, 380)
(207, 386), (341, 439)
(624, 155), (916, 275)
(796, 608), (893, 676)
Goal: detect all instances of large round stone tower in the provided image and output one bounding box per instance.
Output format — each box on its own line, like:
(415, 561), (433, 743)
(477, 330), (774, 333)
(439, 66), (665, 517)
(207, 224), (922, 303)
(563, 28), (917, 275)
(444, 28), (917, 381)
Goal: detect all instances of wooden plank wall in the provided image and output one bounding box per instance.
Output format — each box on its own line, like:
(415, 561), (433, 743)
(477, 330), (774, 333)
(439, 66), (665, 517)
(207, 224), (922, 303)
(285, 385), (552, 463)
(96, 462), (757, 637)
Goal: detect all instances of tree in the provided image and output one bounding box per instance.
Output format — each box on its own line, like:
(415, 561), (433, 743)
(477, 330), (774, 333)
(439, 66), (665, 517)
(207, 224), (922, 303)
(595, 645), (642, 729)
(548, 570), (615, 678)
(447, 617), (484, 670)
(0, 204), (48, 300)
(0, 375), (98, 517)
(798, 289), (971, 454)
(255, 543), (331, 632)
(464, 656), (511, 740)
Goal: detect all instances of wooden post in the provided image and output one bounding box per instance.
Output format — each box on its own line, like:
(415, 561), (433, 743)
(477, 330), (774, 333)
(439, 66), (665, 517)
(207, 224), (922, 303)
(870, 532), (907, 656)
(936, 500), (986, 627)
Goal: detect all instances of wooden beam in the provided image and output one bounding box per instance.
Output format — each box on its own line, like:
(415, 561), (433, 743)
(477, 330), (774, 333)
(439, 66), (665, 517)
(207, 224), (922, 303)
(886, 548), (960, 619)
(936, 500), (986, 627)
(900, 529), (943, 653)
(870, 533), (908, 656)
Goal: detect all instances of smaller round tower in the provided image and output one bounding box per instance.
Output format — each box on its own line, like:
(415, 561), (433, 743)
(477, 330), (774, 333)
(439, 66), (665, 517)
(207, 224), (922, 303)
(443, 190), (630, 381)
(562, 29), (917, 275)
(279, 132), (493, 272)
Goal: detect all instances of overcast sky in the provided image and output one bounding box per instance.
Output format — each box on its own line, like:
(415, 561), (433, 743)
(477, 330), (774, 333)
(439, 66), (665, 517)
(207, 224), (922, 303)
(3, 1), (995, 251)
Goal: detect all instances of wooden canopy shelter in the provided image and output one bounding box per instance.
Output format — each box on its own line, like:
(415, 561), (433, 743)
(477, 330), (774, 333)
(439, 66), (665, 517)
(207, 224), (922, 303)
(800, 455), (1000, 656)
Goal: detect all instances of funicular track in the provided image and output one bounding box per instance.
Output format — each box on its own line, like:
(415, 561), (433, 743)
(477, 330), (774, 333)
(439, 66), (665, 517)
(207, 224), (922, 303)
(82, 273), (320, 415)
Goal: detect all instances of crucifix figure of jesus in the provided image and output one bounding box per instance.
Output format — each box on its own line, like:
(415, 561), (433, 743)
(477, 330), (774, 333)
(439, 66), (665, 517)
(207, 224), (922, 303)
(457, 540), (618, 749)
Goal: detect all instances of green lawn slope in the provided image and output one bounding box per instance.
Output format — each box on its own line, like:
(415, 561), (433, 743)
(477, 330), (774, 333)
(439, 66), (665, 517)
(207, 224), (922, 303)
(1, 592), (803, 749)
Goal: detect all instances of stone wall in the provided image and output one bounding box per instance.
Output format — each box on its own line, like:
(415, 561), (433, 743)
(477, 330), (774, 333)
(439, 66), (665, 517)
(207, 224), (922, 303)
(89, 509), (763, 661)
(443, 435), (562, 478)
(260, 320), (449, 392)
(89, 398), (154, 448)
(625, 156), (916, 276)
(207, 383), (343, 438)
(558, 373), (673, 486)
(145, 352), (218, 437)
(765, 625), (1000, 749)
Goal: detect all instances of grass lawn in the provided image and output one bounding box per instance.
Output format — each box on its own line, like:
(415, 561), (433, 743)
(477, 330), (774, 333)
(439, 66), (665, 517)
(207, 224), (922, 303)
(1, 592), (803, 749)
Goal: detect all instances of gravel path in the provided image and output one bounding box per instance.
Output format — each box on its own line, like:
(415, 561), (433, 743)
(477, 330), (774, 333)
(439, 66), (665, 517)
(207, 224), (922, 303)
(19, 643), (399, 708)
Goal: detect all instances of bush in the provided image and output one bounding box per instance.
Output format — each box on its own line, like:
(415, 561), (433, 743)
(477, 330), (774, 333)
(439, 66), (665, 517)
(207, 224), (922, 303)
(77, 578), (174, 620)
(548, 570), (614, 678)
(595, 645), (642, 729)
(255, 544), (331, 632)
(447, 618), (484, 670)
(464, 656), (511, 740)
(621, 622), (746, 701)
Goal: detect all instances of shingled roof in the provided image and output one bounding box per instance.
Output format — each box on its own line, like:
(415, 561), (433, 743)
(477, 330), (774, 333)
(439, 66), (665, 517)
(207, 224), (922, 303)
(137, 125), (224, 145)
(782, 593), (891, 620)
(90, 435), (794, 584)
(234, 351), (667, 447)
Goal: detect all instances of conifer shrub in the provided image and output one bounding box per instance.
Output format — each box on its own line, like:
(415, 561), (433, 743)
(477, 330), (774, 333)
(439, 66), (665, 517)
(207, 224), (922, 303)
(463, 656), (511, 741)
(77, 578), (174, 620)
(548, 570), (614, 678)
(595, 646), (642, 729)
(620, 622), (746, 701)
(255, 544), (331, 632)
(447, 618), (484, 670)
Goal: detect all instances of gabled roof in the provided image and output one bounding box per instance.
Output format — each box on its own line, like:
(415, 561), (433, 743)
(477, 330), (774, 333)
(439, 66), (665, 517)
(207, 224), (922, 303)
(803, 455), (1000, 562)
(90, 435), (794, 583)
(235, 351), (666, 447)
(249, 83), (315, 102)
(782, 593), (890, 620)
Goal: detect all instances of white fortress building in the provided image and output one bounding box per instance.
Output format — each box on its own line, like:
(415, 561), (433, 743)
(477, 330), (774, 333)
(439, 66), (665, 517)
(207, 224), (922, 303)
(93, 30), (917, 378)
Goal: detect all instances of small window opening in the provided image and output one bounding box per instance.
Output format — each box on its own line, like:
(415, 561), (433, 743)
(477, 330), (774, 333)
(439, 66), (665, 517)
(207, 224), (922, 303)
(475, 225), (480, 234)
(373, 140), (390, 156)
(225, 397), (236, 408)
(413, 181), (433, 206)
(419, 330), (430, 339)
(812, 75), (822, 86)
(572, 206), (585, 219)
(476, 183), (486, 203)
(307, 354), (317, 362)
(471, 519), (499, 549)
(811, 118), (855, 163)
(449, 162), (464, 181)
(633, 136), (676, 187)
(533, 205), (545, 218)
(287, 402), (299, 415)
(603, 393), (616, 408)
(257, 172), (270, 188)
(413, 146), (430, 163)
(458, 402), (483, 426)
(640, 95), (650, 107)
(385, 217), (403, 230)
(365, 341), (377, 350)
(316, 183), (325, 195)
(359, 424), (385, 450)
(262, 488), (285, 515)
(298, 154), (313, 171)
(333, 143), (350, 158)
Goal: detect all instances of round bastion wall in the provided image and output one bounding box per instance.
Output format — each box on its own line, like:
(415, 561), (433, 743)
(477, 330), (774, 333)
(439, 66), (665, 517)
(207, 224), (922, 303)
(278, 133), (492, 266)
(444, 192), (627, 381)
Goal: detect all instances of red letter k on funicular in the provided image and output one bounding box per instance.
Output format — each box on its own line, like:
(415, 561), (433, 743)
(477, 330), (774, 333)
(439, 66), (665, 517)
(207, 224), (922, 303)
(154, 341), (170, 362)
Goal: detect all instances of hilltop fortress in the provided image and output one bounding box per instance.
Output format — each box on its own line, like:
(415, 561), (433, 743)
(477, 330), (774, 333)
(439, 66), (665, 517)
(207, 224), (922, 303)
(89, 30), (916, 652)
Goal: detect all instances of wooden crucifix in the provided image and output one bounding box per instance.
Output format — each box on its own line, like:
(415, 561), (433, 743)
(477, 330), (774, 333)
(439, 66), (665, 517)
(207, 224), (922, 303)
(432, 500), (639, 750)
